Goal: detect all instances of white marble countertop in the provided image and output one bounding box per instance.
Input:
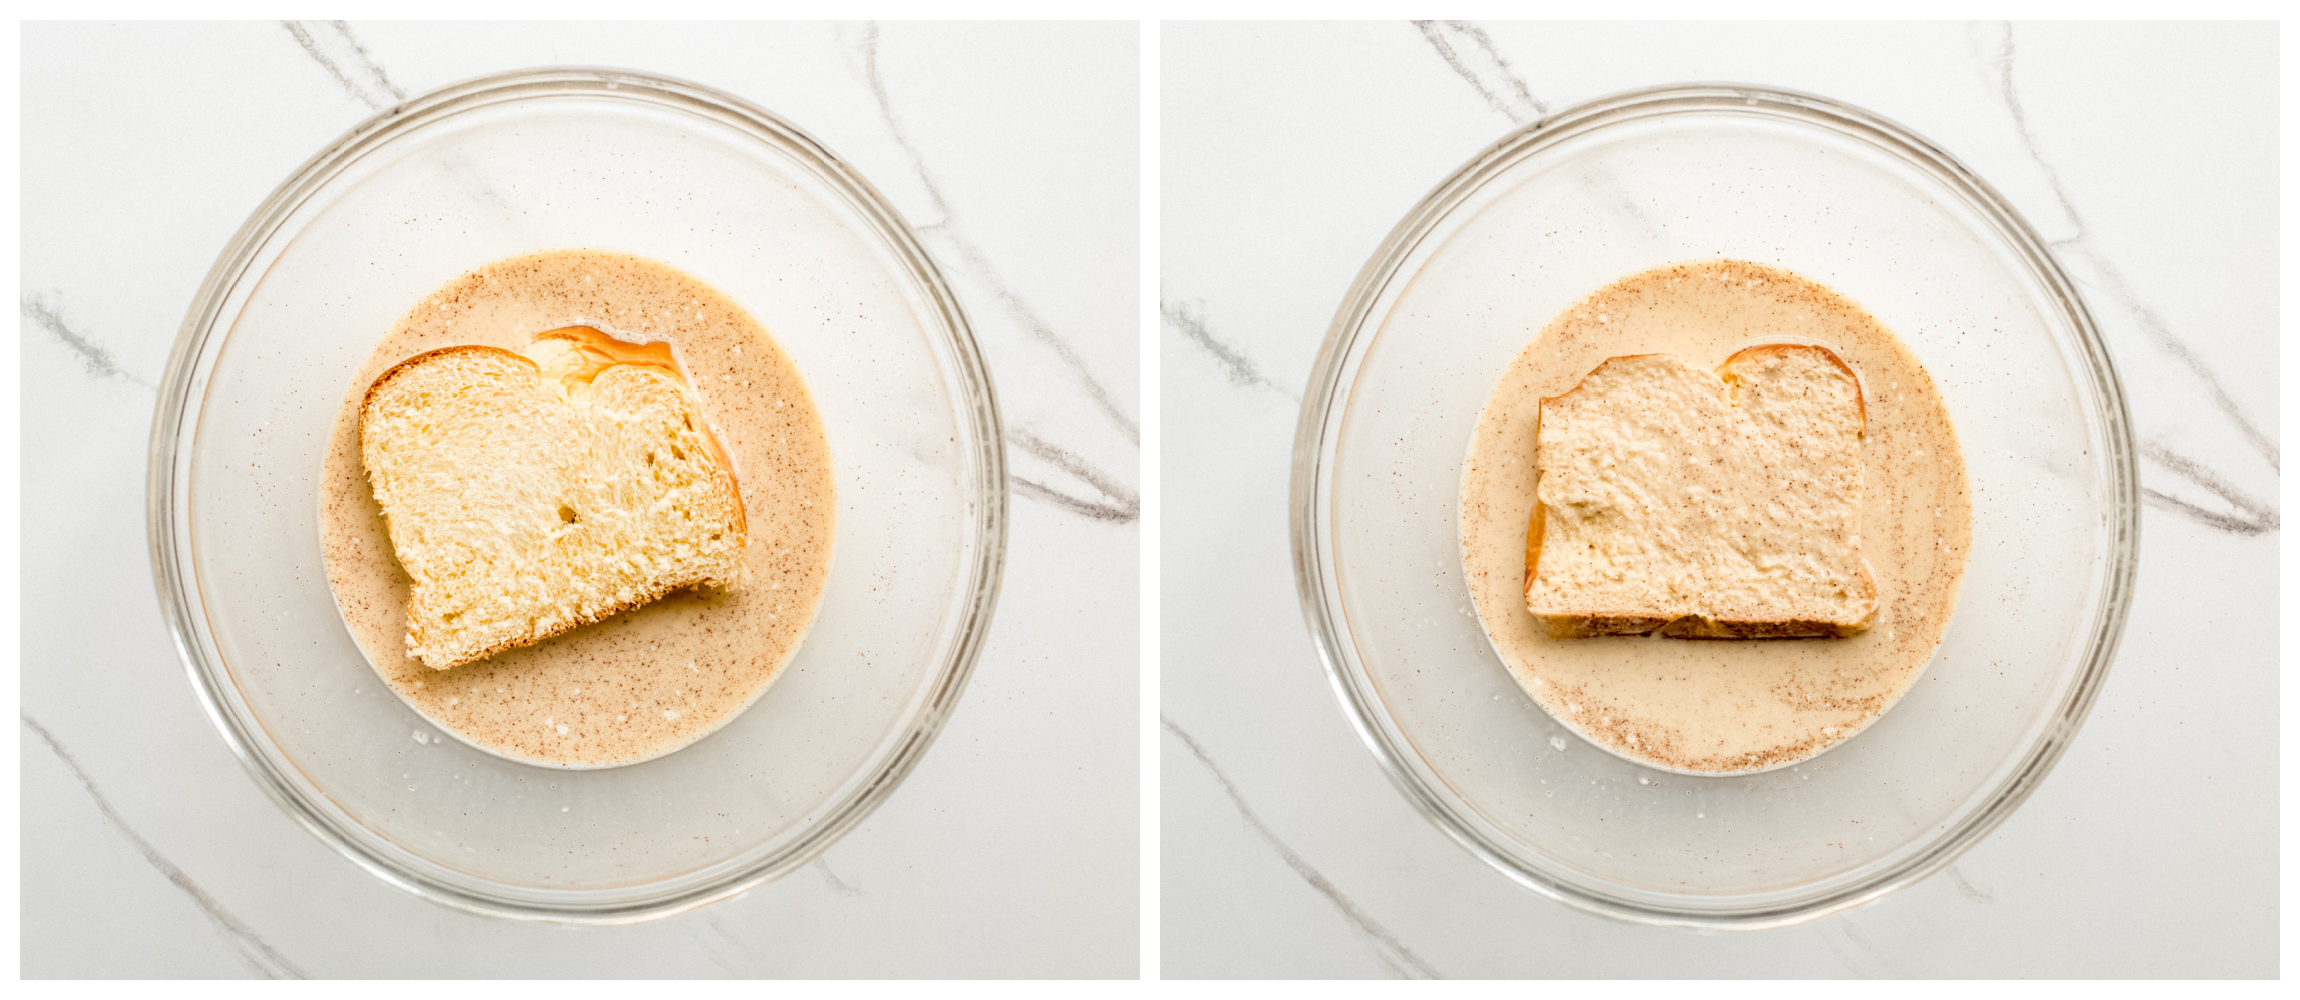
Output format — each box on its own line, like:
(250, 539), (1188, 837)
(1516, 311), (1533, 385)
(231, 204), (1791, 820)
(1160, 22), (2276, 978)
(22, 22), (1138, 977)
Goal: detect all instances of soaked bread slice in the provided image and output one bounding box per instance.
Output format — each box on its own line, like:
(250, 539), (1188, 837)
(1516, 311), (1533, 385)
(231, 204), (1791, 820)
(1525, 344), (1875, 639)
(360, 327), (746, 669)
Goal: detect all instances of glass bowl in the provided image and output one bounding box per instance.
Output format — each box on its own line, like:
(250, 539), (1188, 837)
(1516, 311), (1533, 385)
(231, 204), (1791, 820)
(148, 68), (1006, 923)
(1291, 84), (2137, 928)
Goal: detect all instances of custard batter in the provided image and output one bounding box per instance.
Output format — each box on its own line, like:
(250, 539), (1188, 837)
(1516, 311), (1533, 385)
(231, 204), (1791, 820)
(320, 249), (835, 768)
(1460, 260), (1970, 774)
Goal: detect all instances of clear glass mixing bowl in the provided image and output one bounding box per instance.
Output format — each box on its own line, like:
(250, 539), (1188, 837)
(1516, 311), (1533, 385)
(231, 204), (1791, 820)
(1292, 84), (2137, 928)
(149, 68), (1005, 923)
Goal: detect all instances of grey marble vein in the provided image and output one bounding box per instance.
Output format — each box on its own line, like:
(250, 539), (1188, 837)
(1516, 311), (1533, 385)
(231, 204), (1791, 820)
(24, 715), (309, 979)
(849, 19), (1139, 442)
(1161, 298), (1298, 401)
(1164, 717), (1441, 979)
(2066, 240), (2278, 475)
(1982, 22), (2278, 537)
(1411, 20), (1546, 126)
(845, 21), (1141, 526)
(22, 293), (154, 389)
(281, 20), (405, 112)
(2140, 440), (2278, 536)
(814, 857), (863, 897)
(1828, 920), (1881, 976)
(692, 935), (744, 976)
(1009, 428), (1140, 524)
(696, 913), (761, 977)
(1946, 864), (1995, 904)
(925, 228), (1142, 449)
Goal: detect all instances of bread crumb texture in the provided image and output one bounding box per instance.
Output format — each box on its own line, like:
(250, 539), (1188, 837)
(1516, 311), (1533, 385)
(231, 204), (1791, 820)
(362, 340), (746, 669)
(1528, 346), (1876, 638)
(1461, 260), (1971, 774)
(321, 250), (835, 767)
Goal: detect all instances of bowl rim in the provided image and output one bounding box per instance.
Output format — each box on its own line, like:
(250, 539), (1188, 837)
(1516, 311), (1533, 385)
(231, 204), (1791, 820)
(145, 66), (1008, 924)
(1288, 82), (2139, 929)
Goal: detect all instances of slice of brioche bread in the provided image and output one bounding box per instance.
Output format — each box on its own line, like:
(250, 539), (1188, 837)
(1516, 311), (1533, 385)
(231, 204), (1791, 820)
(360, 326), (746, 670)
(1525, 344), (1875, 639)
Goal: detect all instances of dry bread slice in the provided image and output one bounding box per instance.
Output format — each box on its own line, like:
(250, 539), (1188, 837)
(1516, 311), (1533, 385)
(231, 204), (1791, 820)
(1525, 344), (1875, 639)
(360, 326), (746, 670)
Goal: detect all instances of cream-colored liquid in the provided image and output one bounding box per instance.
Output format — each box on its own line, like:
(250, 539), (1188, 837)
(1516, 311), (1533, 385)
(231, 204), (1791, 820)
(320, 249), (835, 768)
(1460, 261), (1971, 774)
